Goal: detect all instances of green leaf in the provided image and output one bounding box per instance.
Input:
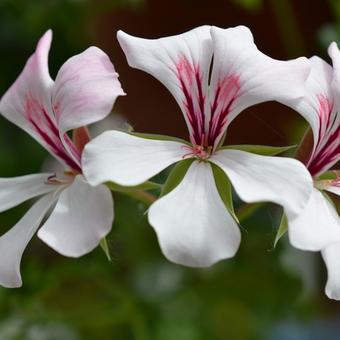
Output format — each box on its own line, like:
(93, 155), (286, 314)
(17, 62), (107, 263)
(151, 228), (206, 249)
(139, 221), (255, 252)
(129, 132), (190, 145)
(211, 163), (239, 223)
(221, 144), (297, 156)
(274, 214), (288, 247)
(100, 237), (111, 262)
(161, 158), (195, 196)
(106, 181), (161, 192)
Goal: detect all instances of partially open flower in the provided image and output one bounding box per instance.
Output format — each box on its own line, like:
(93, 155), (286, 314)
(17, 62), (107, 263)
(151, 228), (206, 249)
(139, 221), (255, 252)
(281, 45), (340, 300)
(0, 30), (124, 287)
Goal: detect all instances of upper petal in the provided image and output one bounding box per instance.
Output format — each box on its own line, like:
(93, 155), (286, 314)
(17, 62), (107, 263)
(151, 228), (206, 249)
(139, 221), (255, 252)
(148, 161), (241, 267)
(322, 242), (340, 300)
(38, 176), (113, 257)
(290, 57), (333, 152)
(0, 173), (57, 212)
(52, 46), (125, 134)
(210, 149), (313, 220)
(0, 30), (55, 151)
(117, 27), (212, 145)
(82, 131), (187, 186)
(328, 42), (340, 110)
(208, 26), (310, 146)
(288, 188), (340, 251)
(0, 30), (83, 171)
(0, 192), (58, 288)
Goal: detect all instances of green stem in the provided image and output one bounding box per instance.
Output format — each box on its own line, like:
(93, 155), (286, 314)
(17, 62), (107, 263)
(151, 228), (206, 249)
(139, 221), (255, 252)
(122, 190), (157, 205)
(269, 0), (305, 56)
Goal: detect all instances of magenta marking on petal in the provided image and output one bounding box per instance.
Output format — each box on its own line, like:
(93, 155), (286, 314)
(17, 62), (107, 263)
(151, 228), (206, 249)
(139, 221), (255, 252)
(207, 75), (240, 147)
(176, 57), (205, 146)
(24, 94), (81, 172)
(307, 95), (340, 176)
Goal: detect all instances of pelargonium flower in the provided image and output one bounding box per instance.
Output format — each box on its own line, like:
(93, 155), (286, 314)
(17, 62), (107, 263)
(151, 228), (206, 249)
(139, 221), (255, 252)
(0, 30), (124, 287)
(83, 25), (313, 267)
(282, 44), (340, 299)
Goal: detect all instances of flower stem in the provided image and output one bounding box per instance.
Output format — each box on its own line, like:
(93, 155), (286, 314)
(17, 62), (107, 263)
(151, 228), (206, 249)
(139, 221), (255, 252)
(123, 190), (157, 205)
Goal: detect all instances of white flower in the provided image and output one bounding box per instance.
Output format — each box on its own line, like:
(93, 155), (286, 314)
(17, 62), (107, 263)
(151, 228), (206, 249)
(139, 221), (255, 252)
(83, 25), (313, 267)
(282, 43), (340, 299)
(0, 30), (124, 287)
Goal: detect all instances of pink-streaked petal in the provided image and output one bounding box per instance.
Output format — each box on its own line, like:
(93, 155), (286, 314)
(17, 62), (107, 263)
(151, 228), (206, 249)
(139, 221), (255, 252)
(0, 173), (58, 212)
(53, 46), (125, 134)
(82, 131), (187, 186)
(148, 161), (241, 267)
(0, 30), (82, 172)
(117, 27), (212, 145)
(208, 26), (310, 147)
(38, 176), (113, 257)
(290, 55), (340, 176)
(210, 149), (313, 220)
(288, 188), (340, 251)
(0, 30), (54, 149)
(322, 242), (340, 300)
(0, 192), (58, 288)
(285, 57), (333, 158)
(328, 42), (340, 110)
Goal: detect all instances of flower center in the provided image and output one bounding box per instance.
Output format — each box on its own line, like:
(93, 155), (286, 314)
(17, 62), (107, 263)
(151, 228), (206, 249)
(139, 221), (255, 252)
(314, 171), (340, 190)
(182, 144), (212, 161)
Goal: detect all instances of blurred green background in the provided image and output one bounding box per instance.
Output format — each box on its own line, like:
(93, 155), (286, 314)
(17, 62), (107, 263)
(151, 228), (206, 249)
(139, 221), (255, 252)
(0, 0), (340, 339)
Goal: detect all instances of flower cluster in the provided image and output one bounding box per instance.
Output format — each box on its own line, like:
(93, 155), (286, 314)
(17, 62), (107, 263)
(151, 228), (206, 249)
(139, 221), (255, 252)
(0, 25), (339, 300)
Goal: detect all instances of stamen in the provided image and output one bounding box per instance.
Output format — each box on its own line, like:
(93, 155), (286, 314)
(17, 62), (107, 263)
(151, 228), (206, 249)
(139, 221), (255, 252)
(45, 171), (75, 185)
(181, 144), (211, 160)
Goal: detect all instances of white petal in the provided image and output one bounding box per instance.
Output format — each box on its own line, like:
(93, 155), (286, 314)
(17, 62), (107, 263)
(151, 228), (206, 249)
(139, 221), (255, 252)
(326, 185), (340, 196)
(82, 131), (187, 186)
(328, 42), (340, 110)
(209, 26), (310, 141)
(322, 242), (340, 300)
(38, 176), (113, 257)
(0, 192), (58, 288)
(210, 149), (313, 219)
(53, 46), (125, 134)
(0, 173), (57, 212)
(117, 27), (212, 143)
(288, 188), (340, 250)
(148, 161), (241, 267)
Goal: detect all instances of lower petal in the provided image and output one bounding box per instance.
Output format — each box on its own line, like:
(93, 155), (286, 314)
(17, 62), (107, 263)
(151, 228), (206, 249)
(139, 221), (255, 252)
(38, 176), (113, 257)
(322, 242), (340, 300)
(289, 188), (340, 251)
(148, 161), (241, 267)
(210, 149), (313, 219)
(0, 173), (56, 212)
(82, 131), (187, 186)
(0, 192), (58, 288)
